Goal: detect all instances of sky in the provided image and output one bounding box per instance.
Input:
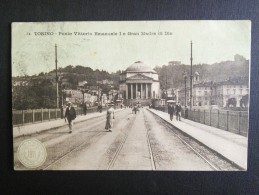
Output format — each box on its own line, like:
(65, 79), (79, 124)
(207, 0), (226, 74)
(12, 21), (251, 76)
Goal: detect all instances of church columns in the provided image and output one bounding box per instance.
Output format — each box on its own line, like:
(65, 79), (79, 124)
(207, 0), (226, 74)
(126, 84), (128, 99)
(146, 83), (148, 99)
(141, 83), (143, 99)
(136, 83), (138, 99)
(126, 83), (153, 100)
(131, 84), (133, 99)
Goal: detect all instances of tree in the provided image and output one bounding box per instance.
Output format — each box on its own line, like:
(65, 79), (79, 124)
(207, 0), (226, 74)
(12, 78), (56, 109)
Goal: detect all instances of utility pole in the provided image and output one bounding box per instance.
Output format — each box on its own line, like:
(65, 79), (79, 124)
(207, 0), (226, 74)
(190, 41), (193, 109)
(183, 71), (187, 108)
(55, 44), (59, 109)
(97, 72), (99, 103)
(165, 66), (168, 101)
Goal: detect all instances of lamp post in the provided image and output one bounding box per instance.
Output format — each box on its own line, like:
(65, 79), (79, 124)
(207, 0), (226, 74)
(55, 44), (59, 109)
(61, 85), (65, 119)
(183, 71), (188, 108)
(165, 66), (168, 101)
(190, 41), (193, 109)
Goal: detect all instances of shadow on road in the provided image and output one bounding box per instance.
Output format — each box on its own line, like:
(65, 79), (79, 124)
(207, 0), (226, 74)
(46, 132), (70, 134)
(79, 130), (108, 133)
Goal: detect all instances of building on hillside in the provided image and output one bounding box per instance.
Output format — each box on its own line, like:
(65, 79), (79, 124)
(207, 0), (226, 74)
(12, 78), (29, 86)
(97, 79), (114, 85)
(64, 89), (83, 105)
(64, 89), (102, 107)
(78, 81), (88, 87)
(119, 61), (160, 106)
(168, 61), (181, 66)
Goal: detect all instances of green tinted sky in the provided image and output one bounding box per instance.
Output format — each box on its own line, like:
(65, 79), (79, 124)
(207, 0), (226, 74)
(12, 21), (251, 76)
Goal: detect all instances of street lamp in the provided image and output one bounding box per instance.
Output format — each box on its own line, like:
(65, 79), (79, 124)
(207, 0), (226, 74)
(183, 71), (188, 108)
(55, 44), (59, 109)
(61, 84), (65, 119)
(190, 41), (193, 109)
(79, 88), (88, 104)
(165, 65), (168, 101)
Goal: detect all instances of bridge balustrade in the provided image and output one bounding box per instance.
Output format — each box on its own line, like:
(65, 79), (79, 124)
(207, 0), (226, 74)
(12, 106), (114, 126)
(153, 106), (248, 137)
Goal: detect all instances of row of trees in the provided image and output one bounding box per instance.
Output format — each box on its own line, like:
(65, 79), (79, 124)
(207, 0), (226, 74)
(12, 65), (122, 110)
(12, 78), (57, 110)
(49, 65), (121, 88)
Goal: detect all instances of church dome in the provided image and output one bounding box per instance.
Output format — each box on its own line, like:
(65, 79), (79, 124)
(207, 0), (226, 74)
(126, 61), (156, 73)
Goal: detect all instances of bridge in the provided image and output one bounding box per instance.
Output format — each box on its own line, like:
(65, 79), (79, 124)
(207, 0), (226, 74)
(13, 107), (247, 170)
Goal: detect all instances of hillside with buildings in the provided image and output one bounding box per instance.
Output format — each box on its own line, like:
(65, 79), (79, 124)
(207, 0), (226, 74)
(155, 54), (249, 90)
(12, 66), (121, 110)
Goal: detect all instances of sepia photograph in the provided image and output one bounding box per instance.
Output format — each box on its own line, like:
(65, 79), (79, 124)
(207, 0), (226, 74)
(12, 21), (250, 171)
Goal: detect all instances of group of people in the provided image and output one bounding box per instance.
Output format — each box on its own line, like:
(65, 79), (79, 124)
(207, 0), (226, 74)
(132, 105), (140, 114)
(168, 102), (182, 121)
(64, 101), (115, 133)
(64, 101), (183, 134)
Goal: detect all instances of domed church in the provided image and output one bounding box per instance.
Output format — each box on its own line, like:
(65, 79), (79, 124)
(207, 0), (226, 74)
(119, 61), (160, 106)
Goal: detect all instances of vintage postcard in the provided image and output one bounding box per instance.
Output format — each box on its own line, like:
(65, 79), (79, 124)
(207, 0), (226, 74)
(12, 21), (250, 170)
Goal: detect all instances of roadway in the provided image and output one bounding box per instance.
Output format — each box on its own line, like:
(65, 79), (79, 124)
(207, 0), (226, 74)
(14, 108), (237, 170)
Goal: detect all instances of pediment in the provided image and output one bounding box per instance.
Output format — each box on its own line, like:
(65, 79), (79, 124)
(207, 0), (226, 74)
(126, 74), (153, 80)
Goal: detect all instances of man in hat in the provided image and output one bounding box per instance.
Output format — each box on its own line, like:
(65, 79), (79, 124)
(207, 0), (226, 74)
(65, 102), (77, 133)
(175, 102), (182, 121)
(168, 103), (175, 121)
(105, 103), (115, 132)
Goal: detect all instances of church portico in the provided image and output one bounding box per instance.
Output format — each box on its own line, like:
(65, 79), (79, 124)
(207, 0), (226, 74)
(119, 61), (160, 106)
(125, 83), (152, 99)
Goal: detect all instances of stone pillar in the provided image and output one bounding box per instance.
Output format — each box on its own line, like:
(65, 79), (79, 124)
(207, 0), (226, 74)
(148, 83), (152, 99)
(136, 83), (138, 99)
(126, 84), (128, 99)
(151, 83), (153, 98)
(131, 84), (133, 99)
(146, 83), (148, 99)
(141, 83), (143, 99)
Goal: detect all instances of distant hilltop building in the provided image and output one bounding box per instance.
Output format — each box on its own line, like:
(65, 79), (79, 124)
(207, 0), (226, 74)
(234, 54), (246, 62)
(119, 61), (160, 106)
(168, 61), (181, 66)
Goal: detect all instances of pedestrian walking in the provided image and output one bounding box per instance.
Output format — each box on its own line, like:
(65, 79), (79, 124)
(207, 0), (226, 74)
(184, 106), (188, 119)
(168, 103), (175, 121)
(98, 104), (103, 113)
(65, 102), (77, 133)
(133, 105), (137, 114)
(105, 103), (115, 132)
(176, 102), (182, 121)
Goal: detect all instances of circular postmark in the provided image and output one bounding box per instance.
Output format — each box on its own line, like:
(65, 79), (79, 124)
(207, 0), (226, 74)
(17, 138), (47, 168)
